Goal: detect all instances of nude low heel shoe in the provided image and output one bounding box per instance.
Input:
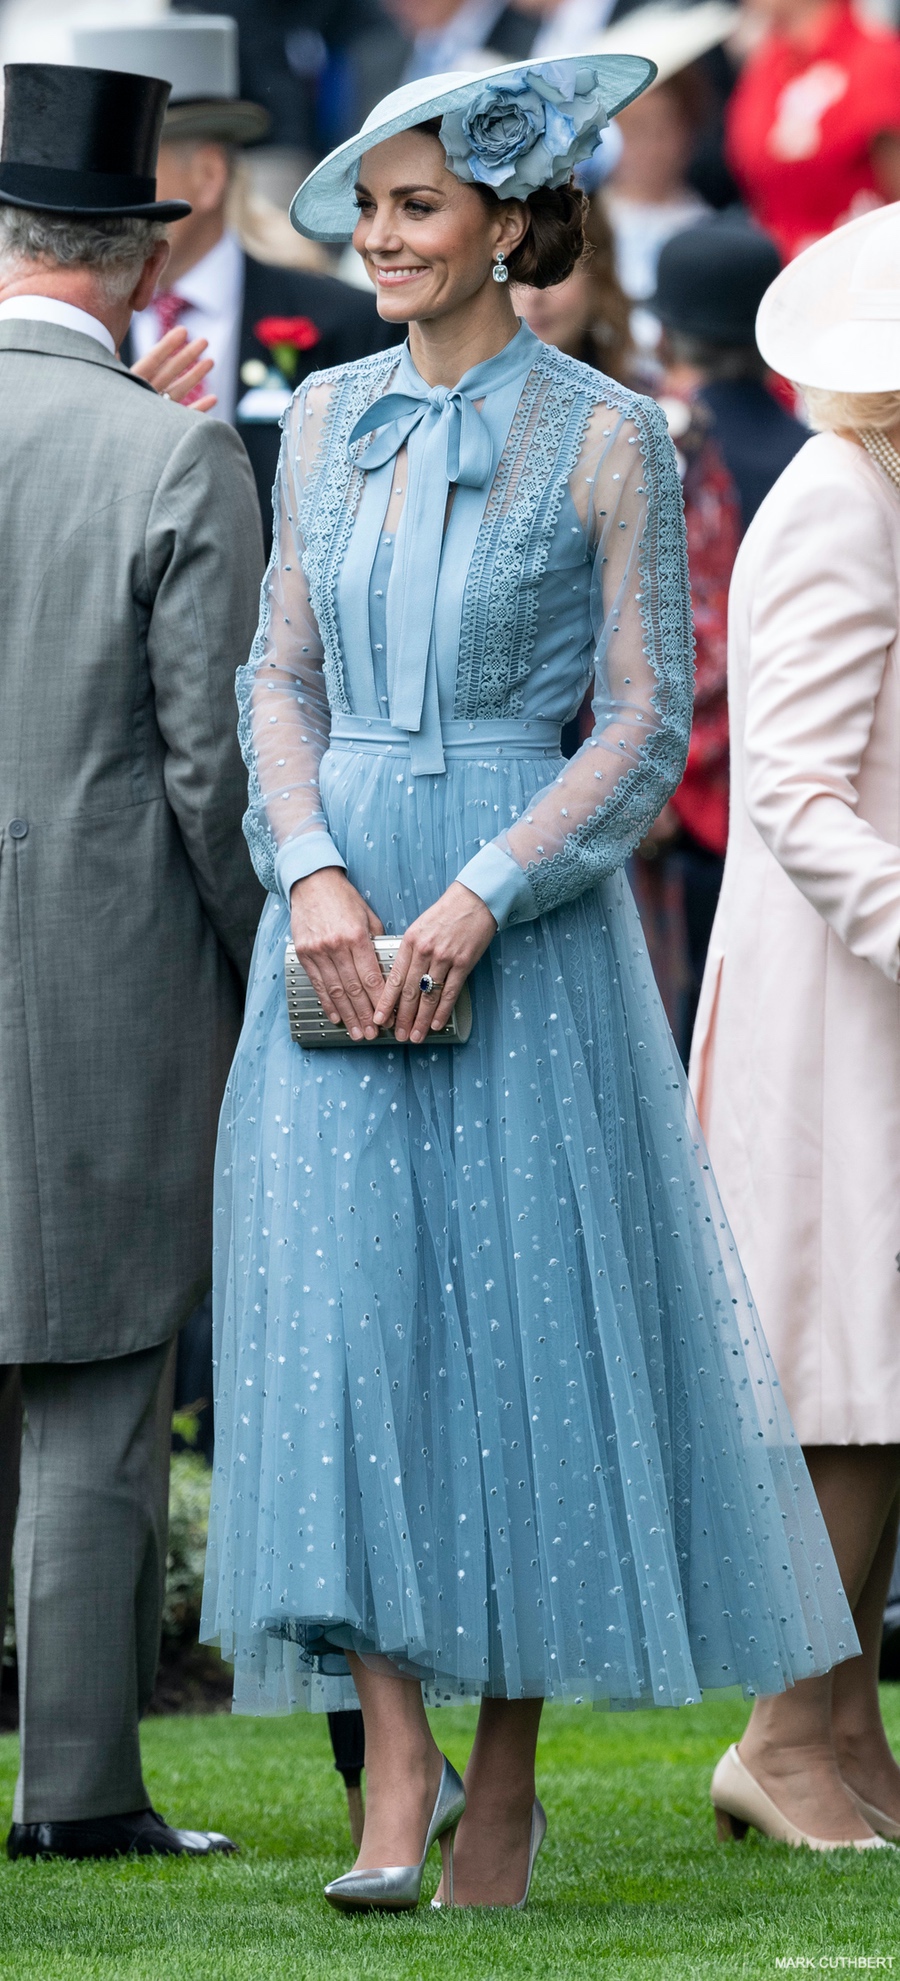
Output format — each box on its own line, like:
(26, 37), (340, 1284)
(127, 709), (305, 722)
(324, 1755), (466, 1913)
(711, 1745), (890, 1851)
(845, 1786), (900, 1841)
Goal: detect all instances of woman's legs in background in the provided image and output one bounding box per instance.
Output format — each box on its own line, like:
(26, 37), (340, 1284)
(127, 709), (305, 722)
(831, 1469), (900, 1820)
(346, 1651), (543, 1903)
(737, 1446), (900, 1838)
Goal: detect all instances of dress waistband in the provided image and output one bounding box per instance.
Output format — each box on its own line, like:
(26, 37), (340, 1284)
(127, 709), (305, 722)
(328, 716), (563, 759)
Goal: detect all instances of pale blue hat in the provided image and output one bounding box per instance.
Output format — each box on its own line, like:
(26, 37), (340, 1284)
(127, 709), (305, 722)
(290, 55), (656, 243)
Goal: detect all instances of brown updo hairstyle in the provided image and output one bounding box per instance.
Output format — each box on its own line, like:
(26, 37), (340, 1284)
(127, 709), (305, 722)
(418, 118), (587, 290)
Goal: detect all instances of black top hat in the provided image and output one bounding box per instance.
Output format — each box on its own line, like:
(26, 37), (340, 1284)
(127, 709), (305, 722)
(0, 63), (191, 220)
(652, 217), (782, 346)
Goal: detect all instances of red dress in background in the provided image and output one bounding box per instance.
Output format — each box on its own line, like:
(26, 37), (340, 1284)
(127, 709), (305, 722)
(670, 432), (738, 859)
(726, 0), (900, 259)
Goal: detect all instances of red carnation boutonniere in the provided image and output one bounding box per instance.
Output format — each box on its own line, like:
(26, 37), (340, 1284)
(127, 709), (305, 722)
(253, 315), (321, 385)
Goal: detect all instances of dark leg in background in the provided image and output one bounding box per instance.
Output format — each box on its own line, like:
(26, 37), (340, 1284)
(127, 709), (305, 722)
(674, 833), (725, 1062)
(0, 1369), (22, 1729)
(173, 1292), (215, 1464)
(328, 1709), (366, 1849)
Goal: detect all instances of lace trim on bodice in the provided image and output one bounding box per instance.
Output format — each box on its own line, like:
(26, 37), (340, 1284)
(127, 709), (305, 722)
(299, 348), (402, 716)
(455, 353), (595, 720)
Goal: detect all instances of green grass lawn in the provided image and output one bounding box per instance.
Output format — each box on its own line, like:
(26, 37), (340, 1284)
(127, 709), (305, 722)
(2, 1694), (900, 1980)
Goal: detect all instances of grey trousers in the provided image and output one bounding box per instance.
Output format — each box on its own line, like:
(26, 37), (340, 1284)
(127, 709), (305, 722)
(0, 1337), (176, 1823)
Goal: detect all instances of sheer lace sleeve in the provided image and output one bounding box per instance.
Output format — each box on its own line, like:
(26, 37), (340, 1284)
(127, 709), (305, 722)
(237, 378), (345, 900)
(456, 395), (694, 926)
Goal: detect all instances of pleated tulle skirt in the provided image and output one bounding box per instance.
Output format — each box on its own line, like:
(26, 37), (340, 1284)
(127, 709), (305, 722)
(202, 735), (857, 1714)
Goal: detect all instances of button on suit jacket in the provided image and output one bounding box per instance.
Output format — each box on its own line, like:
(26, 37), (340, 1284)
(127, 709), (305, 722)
(0, 319), (265, 1363)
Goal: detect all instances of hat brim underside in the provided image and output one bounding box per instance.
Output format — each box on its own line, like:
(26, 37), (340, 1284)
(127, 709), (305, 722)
(0, 185), (191, 221)
(290, 53), (656, 242)
(163, 98), (271, 146)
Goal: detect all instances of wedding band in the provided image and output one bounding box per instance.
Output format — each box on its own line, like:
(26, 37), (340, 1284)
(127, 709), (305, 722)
(419, 974), (442, 995)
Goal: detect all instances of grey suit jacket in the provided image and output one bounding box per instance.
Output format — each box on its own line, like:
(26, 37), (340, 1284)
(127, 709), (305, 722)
(0, 321), (265, 1363)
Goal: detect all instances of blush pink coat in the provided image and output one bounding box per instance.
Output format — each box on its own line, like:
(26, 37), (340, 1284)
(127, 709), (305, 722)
(690, 431), (900, 1444)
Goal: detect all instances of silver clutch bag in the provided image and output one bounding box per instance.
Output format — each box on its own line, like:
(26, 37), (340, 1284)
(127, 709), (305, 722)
(285, 936), (473, 1048)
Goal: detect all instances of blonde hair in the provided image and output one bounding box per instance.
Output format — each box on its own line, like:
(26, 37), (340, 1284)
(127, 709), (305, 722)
(800, 385), (900, 433)
(226, 158), (331, 275)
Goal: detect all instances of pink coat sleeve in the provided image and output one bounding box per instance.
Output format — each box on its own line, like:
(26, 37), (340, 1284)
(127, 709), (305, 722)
(742, 453), (900, 982)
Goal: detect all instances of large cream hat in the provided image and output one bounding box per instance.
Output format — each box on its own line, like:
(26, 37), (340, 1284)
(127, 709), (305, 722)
(756, 201), (900, 391)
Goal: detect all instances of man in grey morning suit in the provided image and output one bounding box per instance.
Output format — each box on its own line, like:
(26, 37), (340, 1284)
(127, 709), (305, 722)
(0, 61), (264, 1858)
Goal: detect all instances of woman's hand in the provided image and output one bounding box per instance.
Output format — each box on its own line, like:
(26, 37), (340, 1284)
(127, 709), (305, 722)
(290, 869), (385, 1040)
(130, 326), (217, 413)
(373, 882), (497, 1044)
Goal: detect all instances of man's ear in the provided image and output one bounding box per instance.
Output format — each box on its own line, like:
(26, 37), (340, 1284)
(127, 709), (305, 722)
(131, 238), (170, 315)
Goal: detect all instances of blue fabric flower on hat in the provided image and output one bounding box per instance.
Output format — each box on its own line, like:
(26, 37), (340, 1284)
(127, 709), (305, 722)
(439, 64), (608, 198)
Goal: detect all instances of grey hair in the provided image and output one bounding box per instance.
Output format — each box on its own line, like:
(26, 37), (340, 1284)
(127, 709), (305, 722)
(0, 206), (167, 301)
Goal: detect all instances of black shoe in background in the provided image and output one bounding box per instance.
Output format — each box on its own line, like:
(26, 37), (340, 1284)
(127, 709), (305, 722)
(7, 1807), (237, 1859)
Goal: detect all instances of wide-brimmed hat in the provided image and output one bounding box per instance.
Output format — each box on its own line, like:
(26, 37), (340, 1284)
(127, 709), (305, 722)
(290, 55), (656, 243)
(0, 62), (190, 221)
(652, 216), (781, 344)
(71, 15), (270, 148)
(756, 200), (900, 391)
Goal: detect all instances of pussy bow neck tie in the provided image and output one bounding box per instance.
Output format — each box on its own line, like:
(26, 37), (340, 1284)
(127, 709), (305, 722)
(348, 381), (495, 774)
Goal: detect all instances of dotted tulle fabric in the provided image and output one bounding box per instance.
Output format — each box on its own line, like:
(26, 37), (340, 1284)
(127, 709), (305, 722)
(202, 329), (856, 1713)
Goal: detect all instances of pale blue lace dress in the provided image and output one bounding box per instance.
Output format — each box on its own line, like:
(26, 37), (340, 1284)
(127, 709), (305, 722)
(202, 322), (856, 1713)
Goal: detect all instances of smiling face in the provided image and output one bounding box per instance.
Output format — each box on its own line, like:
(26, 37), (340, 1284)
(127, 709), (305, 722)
(352, 126), (527, 325)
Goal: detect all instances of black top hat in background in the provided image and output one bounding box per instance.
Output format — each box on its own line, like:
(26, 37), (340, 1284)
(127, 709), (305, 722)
(652, 217), (782, 347)
(0, 63), (191, 220)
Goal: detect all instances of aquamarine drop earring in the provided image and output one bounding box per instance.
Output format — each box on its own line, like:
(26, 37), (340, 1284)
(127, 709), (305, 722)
(492, 250), (508, 284)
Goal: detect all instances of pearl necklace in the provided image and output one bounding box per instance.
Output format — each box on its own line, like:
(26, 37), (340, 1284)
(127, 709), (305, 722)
(859, 427), (900, 492)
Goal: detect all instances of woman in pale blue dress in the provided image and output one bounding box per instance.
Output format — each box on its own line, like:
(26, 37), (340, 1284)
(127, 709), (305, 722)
(203, 57), (858, 1909)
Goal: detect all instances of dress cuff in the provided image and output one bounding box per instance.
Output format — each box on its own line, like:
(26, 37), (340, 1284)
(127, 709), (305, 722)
(275, 830), (347, 905)
(455, 842), (537, 930)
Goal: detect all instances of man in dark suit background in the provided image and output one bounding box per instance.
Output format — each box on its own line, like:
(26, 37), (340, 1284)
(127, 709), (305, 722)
(72, 13), (398, 542)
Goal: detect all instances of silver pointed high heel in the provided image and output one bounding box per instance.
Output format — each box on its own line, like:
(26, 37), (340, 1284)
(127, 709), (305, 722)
(514, 1798), (547, 1908)
(431, 1796), (547, 1909)
(324, 1754), (466, 1913)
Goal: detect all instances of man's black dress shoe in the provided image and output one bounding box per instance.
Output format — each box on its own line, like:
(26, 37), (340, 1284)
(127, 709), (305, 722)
(7, 1807), (237, 1860)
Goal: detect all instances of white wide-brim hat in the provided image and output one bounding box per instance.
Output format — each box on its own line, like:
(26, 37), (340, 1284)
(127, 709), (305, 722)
(756, 200), (900, 391)
(583, 1), (738, 83)
(290, 54), (656, 242)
